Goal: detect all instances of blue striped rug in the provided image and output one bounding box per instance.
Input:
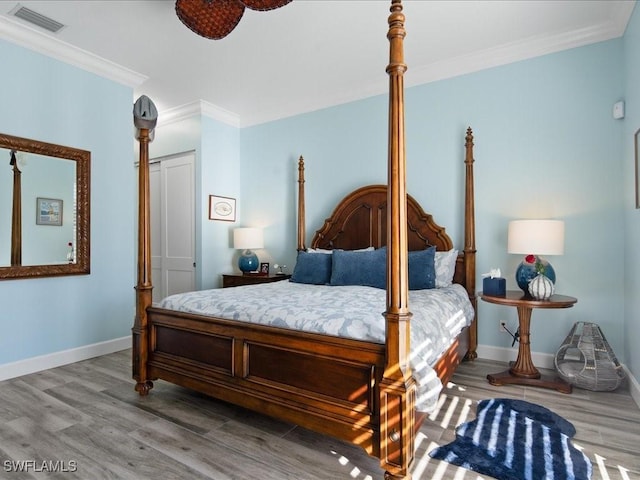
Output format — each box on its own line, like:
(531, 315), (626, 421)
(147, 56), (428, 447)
(429, 398), (592, 480)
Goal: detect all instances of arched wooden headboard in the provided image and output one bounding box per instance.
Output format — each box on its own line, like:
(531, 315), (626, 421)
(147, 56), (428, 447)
(310, 185), (453, 252)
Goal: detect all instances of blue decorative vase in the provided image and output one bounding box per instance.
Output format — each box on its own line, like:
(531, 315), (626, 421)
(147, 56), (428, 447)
(238, 250), (259, 273)
(515, 257), (555, 293)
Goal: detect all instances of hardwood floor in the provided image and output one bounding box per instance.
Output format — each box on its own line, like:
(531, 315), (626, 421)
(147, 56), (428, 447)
(1, 350), (638, 479)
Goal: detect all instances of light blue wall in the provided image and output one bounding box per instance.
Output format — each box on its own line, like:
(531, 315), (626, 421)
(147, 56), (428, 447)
(241, 39), (626, 360)
(623, 4), (640, 383)
(0, 39), (135, 365)
(200, 116), (241, 287)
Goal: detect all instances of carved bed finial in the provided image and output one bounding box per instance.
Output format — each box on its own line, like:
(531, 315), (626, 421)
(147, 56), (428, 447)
(465, 126), (474, 147)
(386, 0), (406, 76)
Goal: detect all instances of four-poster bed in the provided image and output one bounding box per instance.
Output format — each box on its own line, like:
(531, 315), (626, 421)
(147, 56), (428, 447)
(132, 2), (477, 478)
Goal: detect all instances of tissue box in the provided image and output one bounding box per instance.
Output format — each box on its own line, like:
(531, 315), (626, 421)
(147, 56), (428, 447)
(483, 277), (506, 296)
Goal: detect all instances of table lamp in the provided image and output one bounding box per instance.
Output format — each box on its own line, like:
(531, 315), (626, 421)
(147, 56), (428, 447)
(508, 219), (564, 294)
(233, 227), (263, 274)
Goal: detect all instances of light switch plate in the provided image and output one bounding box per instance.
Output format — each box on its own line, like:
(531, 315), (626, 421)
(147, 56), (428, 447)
(613, 101), (625, 119)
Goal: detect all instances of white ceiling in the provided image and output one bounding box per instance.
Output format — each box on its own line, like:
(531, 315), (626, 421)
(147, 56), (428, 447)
(0, 1), (635, 127)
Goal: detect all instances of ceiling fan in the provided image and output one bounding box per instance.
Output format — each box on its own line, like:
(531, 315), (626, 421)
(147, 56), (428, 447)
(176, 0), (292, 40)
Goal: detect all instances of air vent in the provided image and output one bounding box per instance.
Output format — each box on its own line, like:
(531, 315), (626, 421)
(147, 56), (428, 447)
(10, 4), (65, 33)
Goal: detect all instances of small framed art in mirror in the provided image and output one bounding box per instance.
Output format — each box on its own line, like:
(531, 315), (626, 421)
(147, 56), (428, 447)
(36, 197), (63, 226)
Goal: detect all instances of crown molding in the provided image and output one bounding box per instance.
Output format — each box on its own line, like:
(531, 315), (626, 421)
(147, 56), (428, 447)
(242, 4), (635, 127)
(0, 15), (147, 87)
(407, 16), (633, 88)
(158, 100), (240, 128)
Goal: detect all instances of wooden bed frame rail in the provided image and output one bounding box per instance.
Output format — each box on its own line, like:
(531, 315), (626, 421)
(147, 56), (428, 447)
(132, 2), (476, 479)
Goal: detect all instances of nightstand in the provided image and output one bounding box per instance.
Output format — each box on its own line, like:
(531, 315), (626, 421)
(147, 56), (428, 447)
(480, 290), (577, 393)
(222, 273), (291, 288)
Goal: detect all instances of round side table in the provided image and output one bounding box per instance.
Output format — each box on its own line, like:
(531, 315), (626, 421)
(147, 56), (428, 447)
(480, 290), (577, 394)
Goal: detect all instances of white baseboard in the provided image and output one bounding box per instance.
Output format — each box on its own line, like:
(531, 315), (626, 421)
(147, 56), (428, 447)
(476, 344), (640, 409)
(626, 364), (640, 408)
(0, 336), (130, 382)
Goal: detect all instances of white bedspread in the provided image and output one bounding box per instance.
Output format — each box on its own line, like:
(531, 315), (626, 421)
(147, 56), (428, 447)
(158, 281), (474, 412)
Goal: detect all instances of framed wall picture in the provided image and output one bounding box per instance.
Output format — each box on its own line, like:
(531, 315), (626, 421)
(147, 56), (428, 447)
(36, 197), (63, 226)
(635, 128), (640, 209)
(259, 262), (269, 275)
(209, 195), (236, 221)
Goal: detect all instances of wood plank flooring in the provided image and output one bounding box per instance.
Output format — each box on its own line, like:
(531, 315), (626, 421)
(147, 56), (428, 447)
(0, 350), (638, 479)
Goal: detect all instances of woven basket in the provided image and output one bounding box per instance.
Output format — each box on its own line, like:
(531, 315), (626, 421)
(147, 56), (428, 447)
(554, 322), (625, 391)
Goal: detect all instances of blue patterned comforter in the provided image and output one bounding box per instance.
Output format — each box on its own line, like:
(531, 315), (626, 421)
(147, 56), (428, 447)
(158, 281), (474, 412)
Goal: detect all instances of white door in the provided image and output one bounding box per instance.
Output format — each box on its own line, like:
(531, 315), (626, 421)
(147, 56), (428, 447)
(148, 151), (196, 303)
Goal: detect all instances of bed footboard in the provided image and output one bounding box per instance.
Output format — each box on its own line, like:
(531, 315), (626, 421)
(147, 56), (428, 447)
(146, 306), (387, 455)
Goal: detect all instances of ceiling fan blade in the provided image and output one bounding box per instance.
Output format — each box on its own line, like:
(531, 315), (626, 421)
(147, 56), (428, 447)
(240, 0), (291, 11)
(175, 0), (245, 40)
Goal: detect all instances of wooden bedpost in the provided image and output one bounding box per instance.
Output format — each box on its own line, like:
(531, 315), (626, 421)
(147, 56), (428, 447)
(10, 151), (21, 266)
(380, 1), (415, 478)
(297, 155), (306, 251)
(464, 127), (478, 360)
(132, 95), (158, 396)
(132, 126), (154, 396)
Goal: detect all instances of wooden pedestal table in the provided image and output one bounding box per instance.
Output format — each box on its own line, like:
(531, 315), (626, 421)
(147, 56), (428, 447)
(480, 290), (577, 394)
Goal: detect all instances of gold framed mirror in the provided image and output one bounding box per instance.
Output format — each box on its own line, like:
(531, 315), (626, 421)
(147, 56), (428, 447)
(0, 133), (90, 280)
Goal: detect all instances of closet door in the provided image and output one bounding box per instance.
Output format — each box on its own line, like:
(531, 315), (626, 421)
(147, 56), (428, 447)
(149, 151), (195, 303)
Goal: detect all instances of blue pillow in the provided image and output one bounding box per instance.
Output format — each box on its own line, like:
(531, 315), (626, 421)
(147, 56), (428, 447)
(291, 250), (332, 285)
(376, 245), (437, 290)
(328, 246), (436, 290)
(330, 248), (386, 289)
(408, 246), (436, 290)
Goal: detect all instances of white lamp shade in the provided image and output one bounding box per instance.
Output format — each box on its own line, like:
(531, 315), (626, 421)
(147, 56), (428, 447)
(233, 227), (264, 250)
(507, 220), (565, 255)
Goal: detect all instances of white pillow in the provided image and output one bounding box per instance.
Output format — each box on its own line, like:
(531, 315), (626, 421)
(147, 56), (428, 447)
(307, 246), (374, 254)
(306, 247), (333, 254)
(435, 249), (458, 287)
